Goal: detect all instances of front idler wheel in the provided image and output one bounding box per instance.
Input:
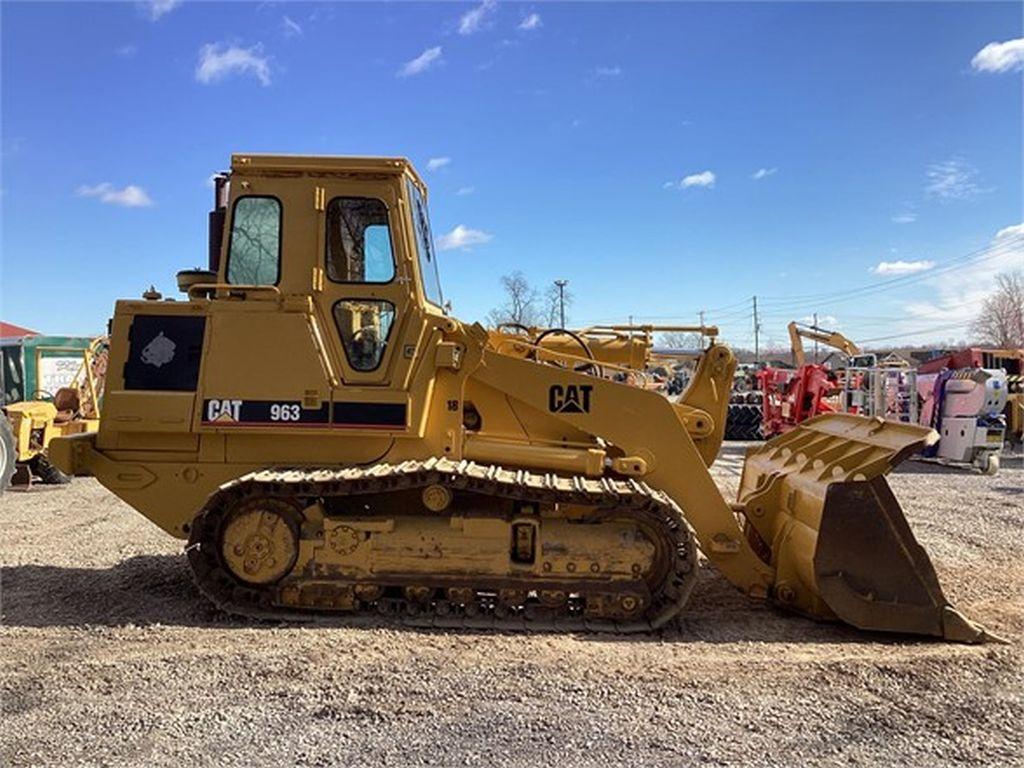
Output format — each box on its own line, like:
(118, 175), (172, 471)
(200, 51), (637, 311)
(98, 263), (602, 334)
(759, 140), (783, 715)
(219, 498), (301, 586)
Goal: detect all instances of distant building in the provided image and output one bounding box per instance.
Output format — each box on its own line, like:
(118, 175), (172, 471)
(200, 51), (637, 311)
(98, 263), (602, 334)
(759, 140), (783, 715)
(0, 321), (40, 340)
(1, 324), (94, 405)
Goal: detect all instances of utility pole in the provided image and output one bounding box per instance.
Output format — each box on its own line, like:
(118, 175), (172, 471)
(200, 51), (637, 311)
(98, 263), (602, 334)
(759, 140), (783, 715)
(699, 309), (705, 347)
(752, 296), (760, 365)
(554, 279), (568, 328)
(813, 311), (819, 365)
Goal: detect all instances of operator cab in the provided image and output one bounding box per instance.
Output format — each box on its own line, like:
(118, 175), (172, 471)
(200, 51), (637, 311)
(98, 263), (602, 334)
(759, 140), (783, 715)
(187, 155), (446, 386)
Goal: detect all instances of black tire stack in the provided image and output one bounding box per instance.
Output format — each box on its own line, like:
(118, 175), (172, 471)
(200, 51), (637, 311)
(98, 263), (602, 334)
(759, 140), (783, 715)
(725, 392), (764, 441)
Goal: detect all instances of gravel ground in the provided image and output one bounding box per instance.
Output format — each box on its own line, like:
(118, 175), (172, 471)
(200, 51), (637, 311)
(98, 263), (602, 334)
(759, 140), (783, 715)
(2, 445), (1022, 767)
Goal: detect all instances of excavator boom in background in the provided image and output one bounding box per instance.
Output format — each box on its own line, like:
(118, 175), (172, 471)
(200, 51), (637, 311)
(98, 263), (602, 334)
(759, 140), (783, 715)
(753, 322), (863, 439)
(50, 154), (996, 642)
(787, 321), (861, 368)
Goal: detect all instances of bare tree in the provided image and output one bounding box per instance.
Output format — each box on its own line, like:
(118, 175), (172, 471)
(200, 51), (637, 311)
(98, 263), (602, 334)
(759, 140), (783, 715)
(657, 331), (702, 350)
(543, 283), (573, 328)
(487, 271), (540, 328)
(970, 270), (1024, 348)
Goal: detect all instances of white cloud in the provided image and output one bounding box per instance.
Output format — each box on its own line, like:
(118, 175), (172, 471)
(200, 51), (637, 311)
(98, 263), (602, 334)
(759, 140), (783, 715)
(682, 170), (715, 188)
(800, 314), (839, 328)
(116, 44), (139, 59)
(925, 157), (986, 201)
(871, 259), (935, 275)
(898, 223), (1023, 337)
(426, 157), (451, 171)
(436, 224), (492, 251)
(518, 13), (542, 31)
(196, 43), (272, 86)
(593, 66), (622, 78)
(282, 16), (303, 38)
(751, 167), (777, 180)
(458, 0), (496, 35)
(144, 0), (179, 21)
(891, 212), (917, 224)
(76, 183), (154, 208)
(398, 46), (443, 78)
(666, 170), (716, 190)
(971, 38), (1024, 73)
(456, 186), (475, 196)
(995, 222), (1024, 241)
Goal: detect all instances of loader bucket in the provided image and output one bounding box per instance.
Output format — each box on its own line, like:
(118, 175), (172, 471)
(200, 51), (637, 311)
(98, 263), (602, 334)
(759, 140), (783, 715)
(736, 413), (999, 643)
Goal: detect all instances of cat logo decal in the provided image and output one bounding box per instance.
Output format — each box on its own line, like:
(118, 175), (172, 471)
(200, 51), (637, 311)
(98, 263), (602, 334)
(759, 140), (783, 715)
(548, 384), (593, 414)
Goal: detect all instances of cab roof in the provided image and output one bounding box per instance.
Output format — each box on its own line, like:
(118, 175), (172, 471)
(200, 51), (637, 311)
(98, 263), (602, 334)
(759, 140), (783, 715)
(230, 153), (427, 195)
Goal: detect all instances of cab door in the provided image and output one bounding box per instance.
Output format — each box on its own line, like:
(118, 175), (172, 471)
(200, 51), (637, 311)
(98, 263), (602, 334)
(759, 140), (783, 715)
(313, 179), (428, 431)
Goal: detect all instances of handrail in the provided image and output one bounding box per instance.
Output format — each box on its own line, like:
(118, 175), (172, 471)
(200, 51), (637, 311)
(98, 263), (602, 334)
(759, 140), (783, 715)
(584, 323), (720, 338)
(305, 312), (339, 388)
(187, 283), (283, 301)
(492, 336), (649, 384)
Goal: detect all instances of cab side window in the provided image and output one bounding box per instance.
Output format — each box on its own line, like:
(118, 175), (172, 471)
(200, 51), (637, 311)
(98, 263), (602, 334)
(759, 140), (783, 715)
(333, 299), (395, 371)
(407, 180), (444, 307)
(226, 196), (281, 285)
(326, 198), (395, 283)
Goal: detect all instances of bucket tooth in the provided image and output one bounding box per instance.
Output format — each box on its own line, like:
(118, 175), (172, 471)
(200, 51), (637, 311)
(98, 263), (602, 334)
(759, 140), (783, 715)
(737, 413), (1000, 643)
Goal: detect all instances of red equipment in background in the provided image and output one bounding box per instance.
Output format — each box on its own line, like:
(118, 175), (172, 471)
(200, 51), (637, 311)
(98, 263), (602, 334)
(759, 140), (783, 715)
(757, 364), (842, 438)
(918, 347), (1023, 375)
(919, 347), (1023, 446)
(756, 322), (861, 438)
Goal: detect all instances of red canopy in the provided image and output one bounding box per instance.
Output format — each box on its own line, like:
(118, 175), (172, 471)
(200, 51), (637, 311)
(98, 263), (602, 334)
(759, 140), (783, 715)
(0, 321), (40, 340)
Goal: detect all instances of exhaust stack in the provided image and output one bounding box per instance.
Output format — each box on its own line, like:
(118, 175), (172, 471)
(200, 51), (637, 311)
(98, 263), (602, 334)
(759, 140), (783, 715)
(208, 173), (230, 273)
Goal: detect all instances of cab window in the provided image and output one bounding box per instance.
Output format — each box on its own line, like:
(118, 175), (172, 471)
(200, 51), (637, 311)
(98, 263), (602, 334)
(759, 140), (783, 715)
(326, 198), (395, 283)
(407, 180), (444, 307)
(226, 196), (281, 285)
(333, 299), (396, 371)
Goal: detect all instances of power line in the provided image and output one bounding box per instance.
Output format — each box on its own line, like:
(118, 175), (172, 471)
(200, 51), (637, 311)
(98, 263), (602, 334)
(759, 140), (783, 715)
(706, 306), (756, 321)
(703, 297), (754, 314)
(758, 238), (1012, 305)
(586, 235), (1019, 332)
(757, 235), (1021, 309)
(857, 322), (971, 344)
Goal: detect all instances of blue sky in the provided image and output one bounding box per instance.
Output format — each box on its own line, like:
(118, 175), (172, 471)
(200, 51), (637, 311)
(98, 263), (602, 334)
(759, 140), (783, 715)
(2, 1), (1021, 348)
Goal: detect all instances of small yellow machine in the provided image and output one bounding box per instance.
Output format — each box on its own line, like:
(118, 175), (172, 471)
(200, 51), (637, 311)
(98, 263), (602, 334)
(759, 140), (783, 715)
(1, 336), (107, 490)
(51, 155), (994, 641)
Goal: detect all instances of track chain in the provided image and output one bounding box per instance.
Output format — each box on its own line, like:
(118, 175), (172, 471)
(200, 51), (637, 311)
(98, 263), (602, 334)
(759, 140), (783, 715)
(187, 457), (698, 633)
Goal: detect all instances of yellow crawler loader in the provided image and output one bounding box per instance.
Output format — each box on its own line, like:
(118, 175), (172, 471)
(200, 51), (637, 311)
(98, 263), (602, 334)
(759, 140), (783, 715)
(51, 155), (995, 641)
